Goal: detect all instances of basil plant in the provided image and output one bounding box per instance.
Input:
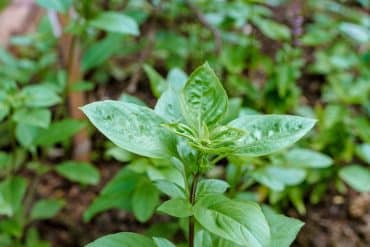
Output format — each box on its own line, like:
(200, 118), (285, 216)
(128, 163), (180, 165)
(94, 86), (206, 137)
(82, 63), (316, 247)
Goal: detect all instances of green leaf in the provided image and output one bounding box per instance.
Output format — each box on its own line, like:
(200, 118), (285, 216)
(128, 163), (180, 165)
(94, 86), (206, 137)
(0, 176), (28, 217)
(157, 198), (193, 218)
(356, 144), (370, 164)
(193, 195), (270, 247)
(262, 206), (304, 247)
(196, 179), (229, 198)
(0, 194), (12, 216)
(119, 93), (147, 106)
(22, 85), (61, 107)
(105, 146), (134, 162)
(0, 152), (11, 173)
(81, 100), (176, 159)
(30, 199), (65, 220)
(132, 178), (160, 222)
(154, 180), (186, 199)
(15, 123), (39, 148)
(89, 12), (139, 35)
(86, 232), (155, 247)
(220, 97), (242, 124)
(82, 34), (123, 71)
(253, 167), (306, 191)
(153, 237), (176, 247)
(83, 194), (131, 223)
(194, 230), (213, 247)
(12, 108), (51, 128)
(230, 115), (316, 157)
(83, 168), (140, 222)
(285, 148), (333, 168)
(181, 63), (228, 129)
(144, 64), (167, 98)
(36, 0), (72, 13)
(0, 102), (9, 122)
(55, 161), (100, 185)
(70, 81), (95, 92)
(0, 218), (23, 238)
(167, 68), (187, 91)
(35, 119), (85, 147)
(254, 18), (291, 41)
(339, 165), (370, 192)
(155, 86), (183, 123)
(25, 228), (50, 247)
(339, 23), (370, 44)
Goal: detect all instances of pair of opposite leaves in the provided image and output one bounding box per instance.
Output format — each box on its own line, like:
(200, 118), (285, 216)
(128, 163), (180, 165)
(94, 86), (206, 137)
(81, 63), (316, 161)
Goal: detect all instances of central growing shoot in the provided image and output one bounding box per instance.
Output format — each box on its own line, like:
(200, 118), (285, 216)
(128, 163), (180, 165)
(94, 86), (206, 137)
(82, 63), (316, 247)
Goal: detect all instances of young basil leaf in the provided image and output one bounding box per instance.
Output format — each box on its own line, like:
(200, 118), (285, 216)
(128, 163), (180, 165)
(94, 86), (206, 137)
(196, 179), (229, 198)
(119, 93), (147, 106)
(262, 206), (304, 247)
(55, 161), (100, 186)
(356, 143), (370, 164)
(230, 115), (316, 156)
(167, 68), (187, 91)
(82, 34), (123, 71)
(153, 237), (176, 247)
(285, 148), (333, 168)
(86, 232), (156, 247)
(132, 178), (160, 222)
(15, 123), (39, 148)
(162, 122), (197, 142)
(12, 108), (51, 128)
(30, 199), (65, 220)
(157, 198), (193, 218)
(194, 230), (213, 247)
(105, 146), (134, 162)
(22, 85), (61, 108)
(193, 195), (270, 247)
(84, 168), (141, 222)
(81, 100), (176, 159)
(84, 194), (131, 223)
(89, 12), (139, 36)
(339, 165), (370, 192)
(220, 97), (242, 124)
(0, 176), (28, 217)
(154, 68), (187, 122)
(35, 119), (85, 147)
(144, 64), (167, 98)
(181, 63), (228, 130)
(154, 180), (186, 199)
(253, 167), (306, 191)
(155, 86), (184, 123)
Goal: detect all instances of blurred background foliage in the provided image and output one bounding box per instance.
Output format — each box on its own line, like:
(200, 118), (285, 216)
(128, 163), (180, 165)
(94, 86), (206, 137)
(0, 0), (369, 246)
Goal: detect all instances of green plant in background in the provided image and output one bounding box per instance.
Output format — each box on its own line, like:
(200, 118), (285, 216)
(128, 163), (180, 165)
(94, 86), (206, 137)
(0, 10), (101, 246)
(82, 63), (316, 246)
(301, 0), (370, 195)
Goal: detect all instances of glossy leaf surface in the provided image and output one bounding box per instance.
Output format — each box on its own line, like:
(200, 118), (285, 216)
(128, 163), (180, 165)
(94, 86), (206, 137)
(230, 115), (316, 156)
(81, 100), (176, 159)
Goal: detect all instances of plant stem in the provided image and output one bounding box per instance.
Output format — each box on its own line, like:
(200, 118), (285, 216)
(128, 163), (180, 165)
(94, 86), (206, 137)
(188, 173), (200, 247)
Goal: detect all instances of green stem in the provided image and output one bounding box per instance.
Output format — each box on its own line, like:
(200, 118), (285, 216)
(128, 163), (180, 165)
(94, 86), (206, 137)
(188, 173), (200, 247)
